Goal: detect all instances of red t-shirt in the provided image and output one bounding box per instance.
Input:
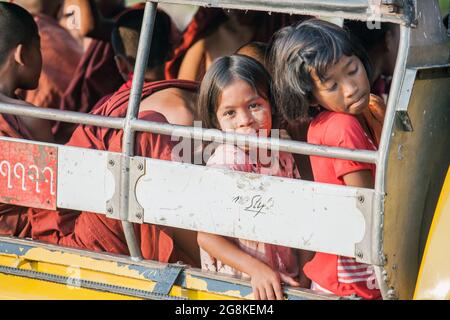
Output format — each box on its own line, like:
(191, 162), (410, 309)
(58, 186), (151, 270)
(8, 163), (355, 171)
(304, 111), (381, 299)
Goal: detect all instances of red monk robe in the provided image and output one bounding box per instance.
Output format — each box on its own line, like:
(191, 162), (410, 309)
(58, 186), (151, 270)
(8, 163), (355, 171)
(0, 114), (37, 237)
(165, 7), (305, 79)
(30, 79), (199, 264)
(17, 13), (83, 115)
(55, 4), (181, 144)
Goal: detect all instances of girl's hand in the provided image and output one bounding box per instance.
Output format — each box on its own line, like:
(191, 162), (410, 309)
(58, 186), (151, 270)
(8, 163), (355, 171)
(368, 94), (386, 123)
(250, 264), (300, 300)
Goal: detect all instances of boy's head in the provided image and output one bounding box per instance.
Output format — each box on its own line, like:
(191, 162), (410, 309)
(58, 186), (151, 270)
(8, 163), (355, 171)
(0, 2), (42, 91)
(111, 8), (173, 82)
(236, 41), (269, 70)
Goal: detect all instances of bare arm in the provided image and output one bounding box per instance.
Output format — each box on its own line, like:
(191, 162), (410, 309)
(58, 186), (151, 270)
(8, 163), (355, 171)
(19, 115), (54, 143)
(198, 232), (300, 300)
(177, 40), (206, 81)
(342, 170), (374, 189)
(297, 249), (315, 288)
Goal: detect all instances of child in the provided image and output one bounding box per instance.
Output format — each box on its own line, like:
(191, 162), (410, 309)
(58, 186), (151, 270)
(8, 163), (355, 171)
(196, 54), (312, 300)
(270, 19), (382, 299)
(0, 2), (53, 237)
(0, 2), (53, 143)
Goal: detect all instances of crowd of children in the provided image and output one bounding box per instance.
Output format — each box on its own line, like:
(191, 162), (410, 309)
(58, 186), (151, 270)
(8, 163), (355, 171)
(0, 0), (415, 299)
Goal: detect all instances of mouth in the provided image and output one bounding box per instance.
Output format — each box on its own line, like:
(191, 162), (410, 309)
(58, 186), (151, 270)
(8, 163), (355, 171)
(348, 93), (367, 111)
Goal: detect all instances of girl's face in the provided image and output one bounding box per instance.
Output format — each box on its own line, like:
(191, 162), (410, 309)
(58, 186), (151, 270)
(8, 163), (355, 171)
(311, 55), (370, 115)
(215, 78), (272, 136)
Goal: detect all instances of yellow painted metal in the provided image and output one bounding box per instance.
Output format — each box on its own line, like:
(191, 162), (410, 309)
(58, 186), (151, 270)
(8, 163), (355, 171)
(0, 273), (137, 300)
(0, 244), (243, 300)
(414, 167), (450, 300)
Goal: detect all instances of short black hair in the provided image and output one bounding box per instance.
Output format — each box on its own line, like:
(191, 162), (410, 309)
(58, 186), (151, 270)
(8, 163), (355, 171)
(236, 41), (269, 68)
(269, 19), (372, 121)
(197, 54), (274, 129)
(111, 8), (173, 71)
(0, 2), (39, 66)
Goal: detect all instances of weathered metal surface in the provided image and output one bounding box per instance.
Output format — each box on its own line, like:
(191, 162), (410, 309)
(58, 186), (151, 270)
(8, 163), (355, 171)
(383, 67), (450, 299)
(137, 158), (374, 259)
(57, 145), (115, 214)
(0, 139), (57, 210)
(153, 0), (414, 25)
(0, 237), (336, 300)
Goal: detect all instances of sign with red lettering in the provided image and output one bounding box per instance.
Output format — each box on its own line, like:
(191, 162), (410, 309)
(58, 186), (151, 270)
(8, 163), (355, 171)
(0, 140), (57, 210)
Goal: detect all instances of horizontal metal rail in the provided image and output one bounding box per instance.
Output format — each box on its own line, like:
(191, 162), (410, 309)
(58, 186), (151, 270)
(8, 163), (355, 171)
(153, 0), (410, 25)
(0, 102), (124, 130)
(0, 102), (378, 164)
(133, 119), (379, 163)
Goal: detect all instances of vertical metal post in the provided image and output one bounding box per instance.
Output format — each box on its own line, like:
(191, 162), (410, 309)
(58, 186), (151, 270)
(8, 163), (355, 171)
(372, 25), (411, 300)
(120, 1), (158, 261)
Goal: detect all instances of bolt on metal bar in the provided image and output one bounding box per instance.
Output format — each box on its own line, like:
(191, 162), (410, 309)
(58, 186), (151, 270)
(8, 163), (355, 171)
(373, 25), (411, 300)
(132, 119), (379, 163)
(120, 1), (158, 261)
(0, 102), (125, 129)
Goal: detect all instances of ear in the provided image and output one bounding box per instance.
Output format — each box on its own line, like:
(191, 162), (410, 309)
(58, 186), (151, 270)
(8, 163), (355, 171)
(14, 44), (26, 66)
(114, 55), (133, 81)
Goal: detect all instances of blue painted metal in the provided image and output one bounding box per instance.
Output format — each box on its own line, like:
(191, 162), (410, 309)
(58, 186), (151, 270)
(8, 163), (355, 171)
(0, 240), (33, 256)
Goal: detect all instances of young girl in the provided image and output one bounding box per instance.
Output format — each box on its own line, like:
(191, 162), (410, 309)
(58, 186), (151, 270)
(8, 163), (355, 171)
(270, 19), (382, 299)
(196, 54), (312, 300)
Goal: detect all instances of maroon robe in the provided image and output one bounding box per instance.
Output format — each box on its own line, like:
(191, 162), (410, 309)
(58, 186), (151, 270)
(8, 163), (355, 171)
(30, 79), (199, 264)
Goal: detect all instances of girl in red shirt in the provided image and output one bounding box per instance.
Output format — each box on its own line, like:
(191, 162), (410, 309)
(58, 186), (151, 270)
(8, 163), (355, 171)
(270, 19), (383, 299)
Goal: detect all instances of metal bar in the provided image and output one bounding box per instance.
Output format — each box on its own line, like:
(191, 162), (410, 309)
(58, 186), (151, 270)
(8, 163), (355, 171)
(153, 0), (407, 25)
(0, 99), (377, 163)
(373, 25), (411, 300)
(119, 1), (158, 261)
(0, 102), (124, 129)
(132, 119), (379, 163)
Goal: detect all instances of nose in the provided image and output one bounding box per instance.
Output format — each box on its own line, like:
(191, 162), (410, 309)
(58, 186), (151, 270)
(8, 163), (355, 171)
(343, 79), (358, 99)
(237, 110), (254, 128)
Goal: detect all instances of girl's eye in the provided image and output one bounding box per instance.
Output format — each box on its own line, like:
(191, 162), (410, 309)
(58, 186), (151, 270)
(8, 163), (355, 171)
(223, 110), (235, 117)
(248, 103), (260, 109)
(327, 83), (338, 91)
(349, 66), (359, 75)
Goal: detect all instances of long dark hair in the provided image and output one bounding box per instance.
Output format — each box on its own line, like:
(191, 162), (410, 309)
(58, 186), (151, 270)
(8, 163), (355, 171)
(269, 19), (372, 122)
(196, 54), (274, 129)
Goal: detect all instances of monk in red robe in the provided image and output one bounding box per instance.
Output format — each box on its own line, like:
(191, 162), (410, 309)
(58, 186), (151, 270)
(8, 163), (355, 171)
(55, 0), (128, 143)
(166, 7), (306, 81)
(0, 3), (54, 236)
(29, 9), (200, 266)
(13, 0), (83, 123)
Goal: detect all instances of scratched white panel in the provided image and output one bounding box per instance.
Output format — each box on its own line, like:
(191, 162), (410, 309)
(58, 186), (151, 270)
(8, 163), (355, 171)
(57, 146), (115, 214)
(137, 159), (373, 257)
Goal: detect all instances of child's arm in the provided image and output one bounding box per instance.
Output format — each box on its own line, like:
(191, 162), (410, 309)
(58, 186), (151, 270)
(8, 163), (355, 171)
(19, 115), (54, 143)
(297, 249), (315, 288)
(198, 232), (300, 300)
(342, 170), (374, 188)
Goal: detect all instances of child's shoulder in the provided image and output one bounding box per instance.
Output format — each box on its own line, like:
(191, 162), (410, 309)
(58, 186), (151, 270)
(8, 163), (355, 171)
(312, 111), (360, 127)
(310, 111), (371, 148)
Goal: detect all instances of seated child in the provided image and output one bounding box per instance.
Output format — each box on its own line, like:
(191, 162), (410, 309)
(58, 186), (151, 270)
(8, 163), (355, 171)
(196, 54), (312, 300)
(270, 19), (382, 299)
(0, 2), (53, 237)
(0, 2), (53, 143)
